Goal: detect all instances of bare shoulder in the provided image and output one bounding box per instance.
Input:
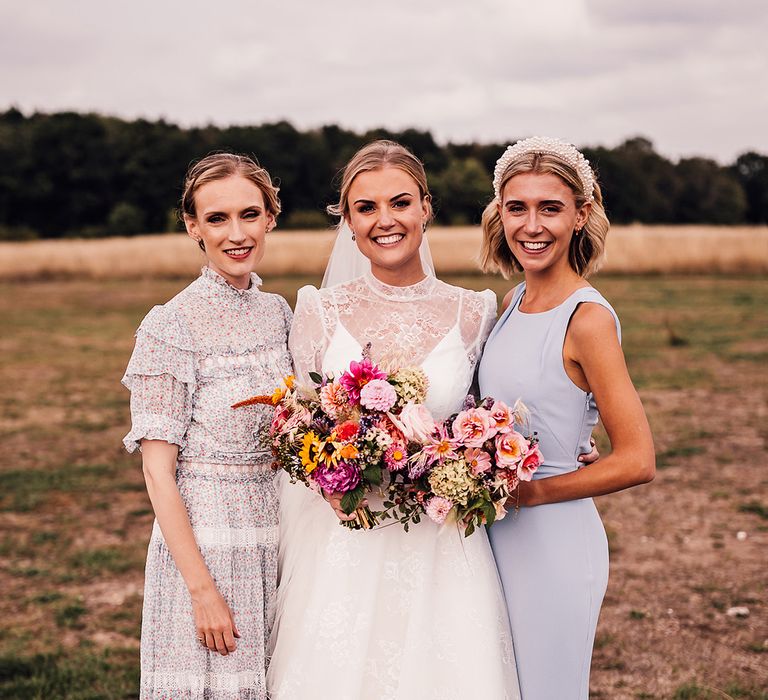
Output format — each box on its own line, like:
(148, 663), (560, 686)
(569, 300), (620, 345)
(500, 288), (516, 313)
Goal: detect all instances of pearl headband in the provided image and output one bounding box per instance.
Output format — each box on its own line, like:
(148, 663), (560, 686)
(493, 136), (595, 203)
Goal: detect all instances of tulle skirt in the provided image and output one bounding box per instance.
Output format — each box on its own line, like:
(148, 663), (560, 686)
(267, 473), (520, 700)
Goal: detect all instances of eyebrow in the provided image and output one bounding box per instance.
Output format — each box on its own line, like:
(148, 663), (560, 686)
(353, 192), (414, 204)
(202, 204), (263, 216)
(504, 198), (566, 206)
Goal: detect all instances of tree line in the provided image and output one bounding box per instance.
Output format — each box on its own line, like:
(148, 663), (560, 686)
(0, 107), (766, 240)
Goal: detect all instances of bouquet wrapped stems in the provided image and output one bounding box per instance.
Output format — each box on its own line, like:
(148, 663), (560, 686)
(342, 503), (379, 530)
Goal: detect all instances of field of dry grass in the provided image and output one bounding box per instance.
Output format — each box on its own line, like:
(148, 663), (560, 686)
(1, 225), (767, 280)
(0, 273), (766, 698)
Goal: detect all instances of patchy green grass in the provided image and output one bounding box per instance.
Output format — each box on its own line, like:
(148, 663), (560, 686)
(0, 274), (766, 697)
(738, 501), (768, 521)
(0, 647), (138, 699)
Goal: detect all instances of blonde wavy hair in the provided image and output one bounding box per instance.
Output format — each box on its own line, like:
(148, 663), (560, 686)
(480, 152), (609, 278)
(328, 140), (433, 223)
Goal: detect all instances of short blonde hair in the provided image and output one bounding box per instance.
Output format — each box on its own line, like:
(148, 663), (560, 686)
(480, 152), (609, 278)
(328, 140), (433, 222)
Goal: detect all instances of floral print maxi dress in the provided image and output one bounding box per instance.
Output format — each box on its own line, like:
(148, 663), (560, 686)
(122, 267), (293, 700)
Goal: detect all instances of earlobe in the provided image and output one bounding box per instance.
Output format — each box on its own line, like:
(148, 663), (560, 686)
(184, 215), (199, 242)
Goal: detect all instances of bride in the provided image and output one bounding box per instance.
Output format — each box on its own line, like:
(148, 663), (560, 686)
(267, 140), (520, 699)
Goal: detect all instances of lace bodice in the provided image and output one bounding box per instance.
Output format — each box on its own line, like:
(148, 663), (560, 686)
(289, 272), (497, 420)
(122, 266), (293, 464)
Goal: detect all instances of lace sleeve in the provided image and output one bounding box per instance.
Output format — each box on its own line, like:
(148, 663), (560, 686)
(121, 305), (196, 453)
(288, 286), (330, 383)
(460, 289), (499, 364)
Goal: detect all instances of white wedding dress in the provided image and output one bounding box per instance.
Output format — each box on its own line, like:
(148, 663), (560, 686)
(268, 272), (520, 700)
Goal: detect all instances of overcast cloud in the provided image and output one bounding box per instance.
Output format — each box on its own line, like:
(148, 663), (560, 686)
(1, 0), (766, 162)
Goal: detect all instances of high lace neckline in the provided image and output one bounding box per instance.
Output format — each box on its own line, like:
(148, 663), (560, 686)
(362, 270), (436, 301)
(201, 266), (263, 296)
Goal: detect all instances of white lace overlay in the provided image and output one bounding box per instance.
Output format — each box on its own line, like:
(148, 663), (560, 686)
(268, 273), (520, 699)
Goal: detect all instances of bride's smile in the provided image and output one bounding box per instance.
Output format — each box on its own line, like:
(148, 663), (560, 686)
(346, 165), (431, 286)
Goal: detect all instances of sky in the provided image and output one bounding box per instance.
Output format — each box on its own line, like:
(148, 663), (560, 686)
(1, 0), (766, 163)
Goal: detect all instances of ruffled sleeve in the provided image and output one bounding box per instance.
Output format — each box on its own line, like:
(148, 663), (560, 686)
(288, 286), (329, 384)
(121, 305), (197, 453)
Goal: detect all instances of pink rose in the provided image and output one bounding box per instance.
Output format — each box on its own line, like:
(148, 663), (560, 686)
(452, 408), (494, 447)
(519, 445), (542, 482)
(359, 379), (397, 412)
(489, 400), (515, 434)
(495, 431), (528, 467)
(465, 447), (493, 475)
(388, 403), (436, 443)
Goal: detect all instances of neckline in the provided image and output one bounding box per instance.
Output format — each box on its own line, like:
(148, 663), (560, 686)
(363, 270), (437, 301)
(514, 284), (592, 316)
(201, 266), (263, 296)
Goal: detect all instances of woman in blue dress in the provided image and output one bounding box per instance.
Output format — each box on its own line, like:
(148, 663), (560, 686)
(477, 137), (656, 699)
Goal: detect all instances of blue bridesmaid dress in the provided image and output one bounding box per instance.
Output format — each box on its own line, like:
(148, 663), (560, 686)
(478, 282), (621, 700)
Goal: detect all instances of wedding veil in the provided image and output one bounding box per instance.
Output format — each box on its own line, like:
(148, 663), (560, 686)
(321, 220), (436, 289)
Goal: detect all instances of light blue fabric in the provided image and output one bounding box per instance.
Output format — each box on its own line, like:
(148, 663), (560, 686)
(478, 283), (620, 700)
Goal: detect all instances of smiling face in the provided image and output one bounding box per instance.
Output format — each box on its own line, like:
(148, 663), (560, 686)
(184, 175), (274, 289)
(498, 172), (590, 277)
(345, 166), (430, 285)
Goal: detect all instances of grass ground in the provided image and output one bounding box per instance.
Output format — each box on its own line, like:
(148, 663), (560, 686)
(0, 274), (766, 699)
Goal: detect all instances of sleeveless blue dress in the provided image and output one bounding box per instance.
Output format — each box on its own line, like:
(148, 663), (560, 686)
(478, 283), (620, 700)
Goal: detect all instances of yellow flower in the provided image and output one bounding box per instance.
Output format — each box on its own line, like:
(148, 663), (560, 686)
(317, 439), (343, 468)
(272, 375), (296, 404)
(299, 431), (320, 473)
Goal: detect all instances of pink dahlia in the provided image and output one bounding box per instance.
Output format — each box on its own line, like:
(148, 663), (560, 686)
(359, 379), (397, 412)
(320, 381), (350, 419)
(313, 461), (361, 494)
(339, 357), (387, 403)
(425, 496), (454, 525)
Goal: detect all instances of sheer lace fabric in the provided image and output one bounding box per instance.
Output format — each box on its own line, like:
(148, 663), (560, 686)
(269, 273), (520, 699)
(289, 272), (496, 411)
(122, 267), (292, 699)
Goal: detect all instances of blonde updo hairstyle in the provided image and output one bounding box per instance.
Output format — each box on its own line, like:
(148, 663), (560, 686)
(181, 153), (281, 251)
(327, 140), (434, 224)
(480, 152), (609, 278)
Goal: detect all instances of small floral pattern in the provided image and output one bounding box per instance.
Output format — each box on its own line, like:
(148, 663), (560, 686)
(122, 266), (292, 700)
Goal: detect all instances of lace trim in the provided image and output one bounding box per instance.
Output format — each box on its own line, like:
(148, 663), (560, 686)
(142, 670), (265, 692)
(152, 522), (278, 547)
(177, 460), (274, 474)
(363, 270), (436, 301)
(200, 265), (263, 295)
(198, 347), (286, 371)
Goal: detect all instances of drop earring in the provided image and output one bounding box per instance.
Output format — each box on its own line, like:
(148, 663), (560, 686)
(351, 231), (356, 241)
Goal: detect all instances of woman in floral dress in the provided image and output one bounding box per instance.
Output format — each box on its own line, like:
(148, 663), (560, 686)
(122, 153), (292, 699)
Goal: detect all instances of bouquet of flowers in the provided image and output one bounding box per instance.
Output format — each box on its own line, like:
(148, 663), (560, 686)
(234, 348), (431, 529)
(381, 396), (542, 536)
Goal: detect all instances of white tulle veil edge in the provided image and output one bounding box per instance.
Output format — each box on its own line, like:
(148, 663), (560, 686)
(321, 220), (436, 289)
